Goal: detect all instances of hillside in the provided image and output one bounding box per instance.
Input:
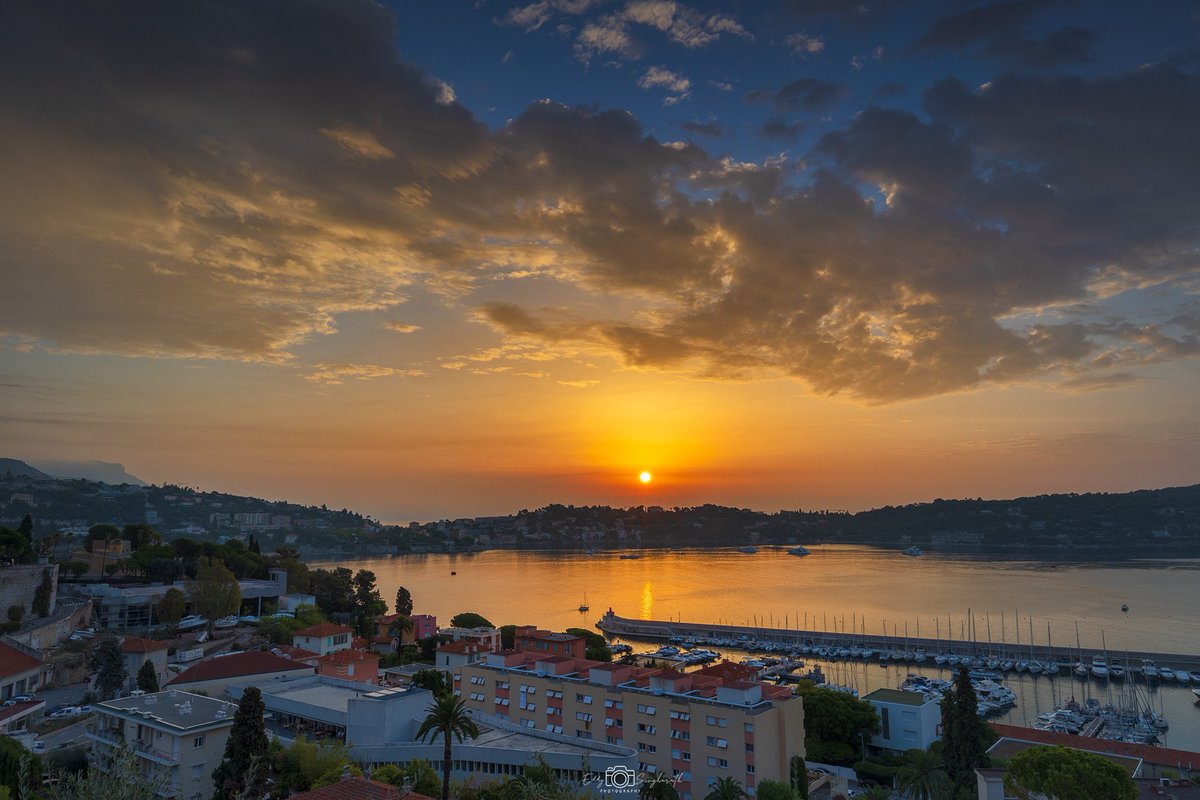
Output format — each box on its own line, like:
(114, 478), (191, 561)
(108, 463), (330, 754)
(2, 459), (1196, 555)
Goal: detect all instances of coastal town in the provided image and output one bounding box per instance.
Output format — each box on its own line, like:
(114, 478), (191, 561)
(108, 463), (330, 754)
(0, 487), (1195, 800)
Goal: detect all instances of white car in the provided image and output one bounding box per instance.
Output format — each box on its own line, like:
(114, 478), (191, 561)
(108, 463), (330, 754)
(49, 707), (81, 719)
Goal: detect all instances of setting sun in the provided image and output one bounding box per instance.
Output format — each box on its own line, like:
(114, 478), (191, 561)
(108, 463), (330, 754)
(639, 471), (652, 484)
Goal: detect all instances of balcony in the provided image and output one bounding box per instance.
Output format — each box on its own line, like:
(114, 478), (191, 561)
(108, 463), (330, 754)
(154, 783), (182, 798)
(85, 728), (179, 765)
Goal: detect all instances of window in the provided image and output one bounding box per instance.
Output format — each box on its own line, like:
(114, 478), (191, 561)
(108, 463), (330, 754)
(522, 719), (535, 728)
(521, 685), (536, 695)
(670, 729), (690, 740)
(707, 757), (717, 767)
(637, 703), (657, 715)
(191, 764), (205, 780)
(718, 759), (728, 769)
(576, 694), (593, 704)
(576, 730), (592, 740)
(192, 736), (205, 748)
(746, 743), (754, 753)
(672, 749), (681, 759)
(744, 722), (754, 733)
(494, 697), (509, 706)
(706, 715), (716, 726)
(746, 764), (755, 774)
(332, 634), (348, 645)
(470, 676), (486, 685)
(547, 707), (561, 716)
(718, 718), (728, 728)
(670, 710), (691, 721)
(549, 724), (563, 734)
(497, 681), (510, 689)
(470, 692), (485, 701)
(576, 712), (593, 722)
(682, 751), (691, 762)
(636, 723), (657, 734)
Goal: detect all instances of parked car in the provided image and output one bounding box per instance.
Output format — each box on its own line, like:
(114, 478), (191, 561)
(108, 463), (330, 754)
(48, 707), (81, 719)
(12, 694), (34, 702)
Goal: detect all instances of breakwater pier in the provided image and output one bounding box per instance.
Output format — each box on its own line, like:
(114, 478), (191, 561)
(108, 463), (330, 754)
(597, 610), (1200, 677)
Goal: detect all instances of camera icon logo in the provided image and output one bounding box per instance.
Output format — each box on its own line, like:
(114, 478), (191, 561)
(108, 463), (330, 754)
(604, 765), (639, 790)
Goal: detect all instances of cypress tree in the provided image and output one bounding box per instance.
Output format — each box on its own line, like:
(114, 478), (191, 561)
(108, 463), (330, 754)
(90, 635), (127, 699)
(136, 659), (160, 693)
(941, 667), (991, 791)
(211, 687), (270, 800)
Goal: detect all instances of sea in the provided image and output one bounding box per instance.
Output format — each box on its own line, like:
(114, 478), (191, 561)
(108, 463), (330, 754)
(314, 544), (1200, 753)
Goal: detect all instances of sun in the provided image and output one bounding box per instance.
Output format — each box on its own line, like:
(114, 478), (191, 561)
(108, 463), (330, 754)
(639, 471), (652, 484)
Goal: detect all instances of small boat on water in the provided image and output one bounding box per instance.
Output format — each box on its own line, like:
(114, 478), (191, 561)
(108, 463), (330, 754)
(1091, 656), (1109, 679)
(737, 545), (758, 554)
(1121, 604), (1129, 612)
(903, 546), (924, 557)
(578, 593), (589, 612)
(618, 553), (641, 559)
(1143, 660), (1159, 680)
(787, 546), (811, 556)
(1160, 666), (1177, 681)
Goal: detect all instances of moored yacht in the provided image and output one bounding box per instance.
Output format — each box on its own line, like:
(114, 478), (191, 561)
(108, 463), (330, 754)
(787, 545), (811, 556)
(1090, 656), (1109, 679)
(903, 545), (924, 557)
(1142, 660), (1159, 680)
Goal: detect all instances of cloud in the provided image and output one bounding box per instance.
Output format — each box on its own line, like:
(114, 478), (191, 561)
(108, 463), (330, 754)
(549, 1), (750, 63)
(385, 321), (421, 333)
(916, 0), (1096, 68)
(3, 0), (1198, 405)
(785, 32), (825, 56)
(760, 118), (807, 139)
(637, 65), (691, 98)
(680, 120), (725, 137)
(751, 78), (848, 112)
(557, 379), (600, 387)
(303, 363), (426, 385)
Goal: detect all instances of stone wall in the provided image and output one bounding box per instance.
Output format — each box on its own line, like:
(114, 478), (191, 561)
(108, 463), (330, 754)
(0, 562), (58, 624)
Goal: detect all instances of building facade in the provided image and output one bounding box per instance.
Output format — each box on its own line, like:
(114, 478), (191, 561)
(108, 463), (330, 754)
(862, 688), (941, 752)
(293, 623), (353, 656)
(87, 690), (237, 800)
(457, 652), (804, 799)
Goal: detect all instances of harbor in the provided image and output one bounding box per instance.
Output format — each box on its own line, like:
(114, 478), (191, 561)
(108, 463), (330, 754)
(597, 609), (1200, 675)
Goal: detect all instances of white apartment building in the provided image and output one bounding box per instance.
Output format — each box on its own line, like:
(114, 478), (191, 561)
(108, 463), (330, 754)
(87, 690), (237, 800)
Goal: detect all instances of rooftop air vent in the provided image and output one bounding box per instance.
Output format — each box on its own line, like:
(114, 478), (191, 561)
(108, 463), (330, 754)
(179, 701), (192, 715)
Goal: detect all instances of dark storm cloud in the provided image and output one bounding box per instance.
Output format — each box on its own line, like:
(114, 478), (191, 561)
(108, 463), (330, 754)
(760, 118), (807, 139)
(1, 0), (1197, 402)
(917, 0), (1096, 68)
(750, 78), (848, 112)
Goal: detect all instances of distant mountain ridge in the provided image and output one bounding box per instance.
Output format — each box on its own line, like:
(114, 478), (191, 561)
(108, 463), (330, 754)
(0, 458), (52, 480)
(30, 459), (146, 486)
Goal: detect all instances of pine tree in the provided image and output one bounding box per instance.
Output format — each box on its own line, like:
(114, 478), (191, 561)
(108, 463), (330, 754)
(395, 586), (413, 616)
(136, 660), (160, 693)
(90, 635), (127, 699)
(211, 687), (269, 800)
(941, 667), (991, 791)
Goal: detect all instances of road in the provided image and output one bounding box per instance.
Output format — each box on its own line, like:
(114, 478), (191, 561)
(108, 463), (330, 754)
(35, 717), (92, 751)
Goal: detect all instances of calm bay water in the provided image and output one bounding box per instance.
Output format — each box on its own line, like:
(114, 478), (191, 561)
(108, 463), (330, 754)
(316, 545), (1200, 751)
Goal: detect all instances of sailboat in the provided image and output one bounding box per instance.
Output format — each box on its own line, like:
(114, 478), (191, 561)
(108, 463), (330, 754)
(578, 593), (590, 612)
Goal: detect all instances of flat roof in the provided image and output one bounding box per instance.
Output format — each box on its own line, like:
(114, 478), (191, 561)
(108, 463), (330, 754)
(863, 688), (932, 707)
(100, 690), (238, 732)
(987, 738), (1143, 776)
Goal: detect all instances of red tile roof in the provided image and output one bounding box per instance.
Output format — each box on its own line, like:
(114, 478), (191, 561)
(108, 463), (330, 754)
(289, 776), (434, 800)
(166, 651), (313, 685)
(121, 637), (169, 654)
(692, 660), (759, 682)
(0, 641), (41, 679)
(295, 623), (352, 638)
(437, 641), (482, 655)
(275, 645), (321, 660)
(991, 723), (1200, 768)
(0, 700), (44, 723)
(318, 649), (379, 665)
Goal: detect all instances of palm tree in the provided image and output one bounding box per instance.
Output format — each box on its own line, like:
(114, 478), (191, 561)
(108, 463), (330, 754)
(857, 786), (892, 800)
(415, 689), (479, 800)
(704, 776), (748, 800)
(389, 613), (415, 641)
(896, 748), (954, 800)
(641, 776), (681, 800)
